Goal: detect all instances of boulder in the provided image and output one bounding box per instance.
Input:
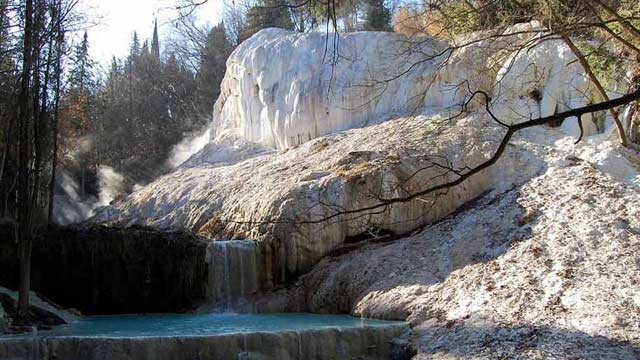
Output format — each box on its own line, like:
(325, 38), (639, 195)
(0, 287), (79, 333)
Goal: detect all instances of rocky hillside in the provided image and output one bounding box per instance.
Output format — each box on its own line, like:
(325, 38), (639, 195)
(254, 135), (640, 359)
(92, 24), (602, 290)
(87, 25), (640, 358)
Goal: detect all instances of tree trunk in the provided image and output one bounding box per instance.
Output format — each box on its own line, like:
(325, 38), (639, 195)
(48, 17), (63, 223)
(16, 0), (35, 320)
(0, 114), (12, 186)
(17, 226), (32, 319)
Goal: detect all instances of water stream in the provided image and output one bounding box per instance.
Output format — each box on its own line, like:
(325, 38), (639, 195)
(205, 240), (267, 311)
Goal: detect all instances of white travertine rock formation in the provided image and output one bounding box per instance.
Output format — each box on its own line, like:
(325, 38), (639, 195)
(94, 26), (604, 291)
(212, 29), (451, 150)
(0, 323), (409, 360)
(254, 140), (640, 358)
(94, 113), (549, 288)
(210, 27), (601, 152)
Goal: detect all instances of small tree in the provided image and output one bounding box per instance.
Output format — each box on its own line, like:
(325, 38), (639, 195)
(151, 19), (161, 60)
(68, 31), (95, 93)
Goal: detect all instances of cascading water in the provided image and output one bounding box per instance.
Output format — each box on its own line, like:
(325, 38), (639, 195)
(205, 240), (267, 311)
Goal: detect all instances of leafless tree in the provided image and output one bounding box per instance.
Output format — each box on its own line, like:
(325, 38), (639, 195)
(10, 0), (80, 320)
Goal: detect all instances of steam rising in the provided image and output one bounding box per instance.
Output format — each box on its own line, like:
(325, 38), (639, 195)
(53, 165), (129, 225)
(54, 124), (212, 225)
(97, 165), (126, 206)
(166, 128), (211, 169)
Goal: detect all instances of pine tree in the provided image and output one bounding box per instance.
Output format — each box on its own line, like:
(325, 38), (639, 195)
(68, 31), (95, 92)
(130, 32), (140, 58)
(242, 0), (294, 41)
(197, 23), (232, 111)
(141, 40), (149, 56)
(362, 0), (391, 31)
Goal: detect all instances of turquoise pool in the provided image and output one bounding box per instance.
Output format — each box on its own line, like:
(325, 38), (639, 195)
(3, 313), (403, 338)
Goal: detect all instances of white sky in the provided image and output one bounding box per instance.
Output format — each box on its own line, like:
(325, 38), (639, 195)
(80, 0), (224, 67)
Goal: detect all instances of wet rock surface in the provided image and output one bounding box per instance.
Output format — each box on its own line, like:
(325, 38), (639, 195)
(0, 302), (6, 334)
(0, 225), (208, 315)
(0, 293), (65, 333)
(0, 323), (410, 360)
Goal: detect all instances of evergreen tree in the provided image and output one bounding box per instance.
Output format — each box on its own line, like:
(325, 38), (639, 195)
(197, 23), (232, 112)
(59, 32), (97, 196)
(129, 32), (140, 59)
(141, 40), (149, 56)
(68, 31), (95, 92)
(151, 19), (160, 60)
(242, 0), (294, 41)
(362, 0), (391, 31)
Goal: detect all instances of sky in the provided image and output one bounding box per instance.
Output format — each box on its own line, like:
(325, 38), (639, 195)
(81, 0), (224, 67)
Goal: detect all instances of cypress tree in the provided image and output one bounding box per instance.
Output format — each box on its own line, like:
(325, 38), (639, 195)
(151, 19), (160, 60)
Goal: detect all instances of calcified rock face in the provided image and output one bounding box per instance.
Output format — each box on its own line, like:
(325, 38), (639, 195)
(213, 29), (450, 149)
(94, 114), (549, 284)
(0, 324), (410, 360)
(256, 141), (640, 358)
(94, 26), (599, 289)
(0, 226), (208, 314)
(212, 27), (600, 151)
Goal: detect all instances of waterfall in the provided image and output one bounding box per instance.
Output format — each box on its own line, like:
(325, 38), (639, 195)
(205, 240), (266, 311)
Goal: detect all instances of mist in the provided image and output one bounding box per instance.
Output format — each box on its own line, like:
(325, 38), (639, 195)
(52, 165), (130, 225)
(166, 128), (211, 169)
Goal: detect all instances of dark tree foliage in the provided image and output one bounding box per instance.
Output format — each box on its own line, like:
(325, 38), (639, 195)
(55, 19), (235, 193)
(197, 23), (233, 114)
(151, 19), (161, 60)
(91, 31), (199, 182)
(241, 0), (294, 41)
(68, 31), (95, 92)
(362, 0), (391, 31)
(58, 30), (97, 197)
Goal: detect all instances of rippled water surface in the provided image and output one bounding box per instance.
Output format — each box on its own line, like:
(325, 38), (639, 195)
(5, 313), (403, 338)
